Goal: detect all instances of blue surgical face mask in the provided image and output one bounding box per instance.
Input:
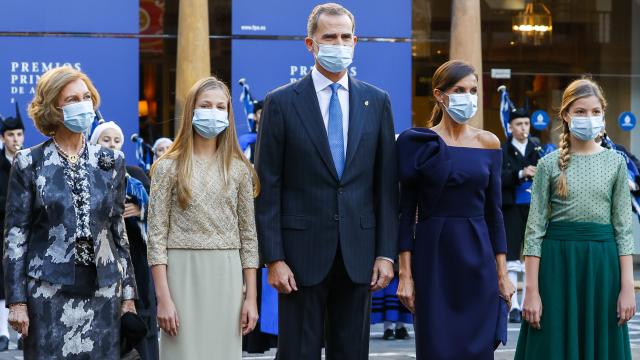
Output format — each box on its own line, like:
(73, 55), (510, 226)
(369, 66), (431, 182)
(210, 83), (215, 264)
(569, 115), (604, 141)
(192, 108), (229, 139)
(444, 93), (478, 124)
(314, 41), (354, 73)
(61, 100), (95, 133)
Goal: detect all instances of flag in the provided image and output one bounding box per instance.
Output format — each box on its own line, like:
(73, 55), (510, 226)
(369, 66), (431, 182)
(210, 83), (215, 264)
(499, 89), (512, 138)
(605, 136), (640, 223)
(238, 132), (257, 152)
(134, 137), (152, 172)
(239, 79), (256, 133)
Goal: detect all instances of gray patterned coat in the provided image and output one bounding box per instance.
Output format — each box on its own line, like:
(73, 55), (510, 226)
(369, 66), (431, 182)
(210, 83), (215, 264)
(3, 140), (137, 305)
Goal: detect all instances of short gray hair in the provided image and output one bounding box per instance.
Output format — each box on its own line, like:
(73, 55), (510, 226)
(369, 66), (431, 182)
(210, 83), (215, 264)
(307, 3), (355, 38)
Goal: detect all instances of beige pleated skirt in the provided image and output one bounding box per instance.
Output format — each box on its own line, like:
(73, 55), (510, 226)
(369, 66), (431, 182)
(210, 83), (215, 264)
(161, 249), (243, 360)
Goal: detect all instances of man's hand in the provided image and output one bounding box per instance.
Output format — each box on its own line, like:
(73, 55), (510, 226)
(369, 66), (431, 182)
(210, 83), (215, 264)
(522, 165), (537, 179)
(124, 203), (142, 218)
(267, 261), (298, 294)
(370, 259), (394, 292)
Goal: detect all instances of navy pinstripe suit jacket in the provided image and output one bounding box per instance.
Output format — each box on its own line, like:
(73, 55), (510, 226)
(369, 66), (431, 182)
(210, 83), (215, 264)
(255, 73), (398, 286)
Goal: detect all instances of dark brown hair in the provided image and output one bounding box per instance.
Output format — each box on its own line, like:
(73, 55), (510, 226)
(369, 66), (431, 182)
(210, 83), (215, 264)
(428, 60), (477, 127)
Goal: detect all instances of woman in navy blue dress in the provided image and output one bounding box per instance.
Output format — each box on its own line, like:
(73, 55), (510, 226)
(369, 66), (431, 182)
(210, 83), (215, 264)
(396, 60), (515, 359)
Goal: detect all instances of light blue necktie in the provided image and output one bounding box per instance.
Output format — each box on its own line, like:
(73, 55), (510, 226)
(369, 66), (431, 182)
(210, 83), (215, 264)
(327, 83), (345, 179)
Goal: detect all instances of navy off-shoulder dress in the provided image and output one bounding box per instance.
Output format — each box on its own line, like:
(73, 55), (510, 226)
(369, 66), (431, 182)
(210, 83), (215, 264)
(396, 128), (507, 359)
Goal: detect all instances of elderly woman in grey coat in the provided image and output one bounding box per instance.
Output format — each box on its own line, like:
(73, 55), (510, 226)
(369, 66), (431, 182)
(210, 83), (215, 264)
(3, 66), (137, 359)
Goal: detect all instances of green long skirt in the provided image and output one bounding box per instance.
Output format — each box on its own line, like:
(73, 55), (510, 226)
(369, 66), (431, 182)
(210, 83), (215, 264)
(515, 221), (631, 360)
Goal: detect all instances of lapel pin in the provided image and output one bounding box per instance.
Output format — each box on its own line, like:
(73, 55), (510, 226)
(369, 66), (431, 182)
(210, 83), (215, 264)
(364, 100), (369, 106)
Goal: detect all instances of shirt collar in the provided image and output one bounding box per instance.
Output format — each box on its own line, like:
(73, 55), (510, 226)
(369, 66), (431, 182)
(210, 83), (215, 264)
(312, 66), (349, 93)
(511, 137), (528, 147)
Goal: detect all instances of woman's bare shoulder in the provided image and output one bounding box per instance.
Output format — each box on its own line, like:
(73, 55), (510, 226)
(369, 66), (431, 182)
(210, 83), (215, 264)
(464, 127), (500, 150)
(474, 129), (501, 150)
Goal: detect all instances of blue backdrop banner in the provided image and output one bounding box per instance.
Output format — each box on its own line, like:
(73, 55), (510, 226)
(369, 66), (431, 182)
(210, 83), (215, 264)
(0, 0), (139, 33)
(232, 0), (411, 38)
(231, 39), (412, 136)
(0, 36), (139, 162)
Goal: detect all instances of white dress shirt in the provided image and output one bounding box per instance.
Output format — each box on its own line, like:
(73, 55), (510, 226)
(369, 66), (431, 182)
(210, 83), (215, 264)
(310, 67), (394, 265)
(511, 138), (528, 157)
(312, 66), (349, 156)
(511, 138), (528, 179)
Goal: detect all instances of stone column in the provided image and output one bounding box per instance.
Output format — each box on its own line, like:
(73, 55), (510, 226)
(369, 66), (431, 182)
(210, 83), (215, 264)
(450, 0), (483, 128)
(175, 0), (210, 132)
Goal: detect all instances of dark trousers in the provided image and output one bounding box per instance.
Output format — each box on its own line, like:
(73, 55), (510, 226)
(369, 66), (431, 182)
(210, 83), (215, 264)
(277, 250), (371, 360)
(504, 204), (530, 261)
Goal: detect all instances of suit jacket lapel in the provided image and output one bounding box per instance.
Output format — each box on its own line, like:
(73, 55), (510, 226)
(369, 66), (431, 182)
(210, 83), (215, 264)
(293, 74), (339, 180)
(344, 76), (365, 173)
(0, 149), (11, 173)
(524, 141), (535, 159)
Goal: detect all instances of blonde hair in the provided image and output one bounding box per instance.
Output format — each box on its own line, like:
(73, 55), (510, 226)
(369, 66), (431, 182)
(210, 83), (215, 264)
(28, 67), (100, 136)
(151, 76), (259, 209)
(428, 60), (477, 127)
(555, 78), (607, 198)
(307, 3), (355, 38)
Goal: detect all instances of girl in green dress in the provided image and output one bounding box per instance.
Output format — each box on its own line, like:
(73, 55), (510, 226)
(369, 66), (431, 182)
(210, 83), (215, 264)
(515, 78), (636, 359)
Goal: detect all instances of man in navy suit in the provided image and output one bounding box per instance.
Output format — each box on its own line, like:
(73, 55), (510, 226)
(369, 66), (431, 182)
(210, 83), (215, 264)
(255, 3), (398, 359)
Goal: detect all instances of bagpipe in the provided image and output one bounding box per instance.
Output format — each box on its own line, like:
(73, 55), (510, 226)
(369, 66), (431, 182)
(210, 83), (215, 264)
(237, 78), (259, 153)
(497, 85), (515, 139)
(602, 134), (640, 223)
(497, 85), (556, 158)
(90, 110), (153, 172)
(130, 133), (153, 172)
(127, 133), (151, 223)
(498, 86), (556, 205)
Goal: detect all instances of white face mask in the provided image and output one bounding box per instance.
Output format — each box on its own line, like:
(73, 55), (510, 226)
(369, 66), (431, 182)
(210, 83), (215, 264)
(192, 108), (229, 139)
(313, 40), (354, 73)
(444, 93), (478, 124)
(569, 115), (605, 141)
(61, 100), (95, 133)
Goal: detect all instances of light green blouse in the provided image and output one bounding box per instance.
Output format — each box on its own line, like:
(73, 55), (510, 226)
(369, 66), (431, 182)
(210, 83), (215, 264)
(523, 149), (634, 257)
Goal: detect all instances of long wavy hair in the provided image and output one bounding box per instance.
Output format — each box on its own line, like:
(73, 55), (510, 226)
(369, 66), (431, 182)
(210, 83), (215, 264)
(151, 76), (259, 209)
(555, 78), (607, 199)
